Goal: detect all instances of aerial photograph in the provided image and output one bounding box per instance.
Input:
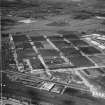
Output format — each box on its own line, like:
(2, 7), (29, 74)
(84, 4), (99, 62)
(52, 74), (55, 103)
(1, 0), (105, 105)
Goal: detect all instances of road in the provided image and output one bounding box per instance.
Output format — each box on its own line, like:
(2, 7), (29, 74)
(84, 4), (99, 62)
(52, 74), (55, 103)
(2, 69), (90, 92)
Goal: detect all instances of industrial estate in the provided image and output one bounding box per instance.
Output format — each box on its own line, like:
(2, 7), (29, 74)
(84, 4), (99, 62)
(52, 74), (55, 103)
(2, 30), (105, 105)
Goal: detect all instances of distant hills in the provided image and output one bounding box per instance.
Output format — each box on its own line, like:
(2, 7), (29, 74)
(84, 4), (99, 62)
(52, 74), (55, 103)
(1, 0), (83, 3)
(1, 0), (105, 12)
